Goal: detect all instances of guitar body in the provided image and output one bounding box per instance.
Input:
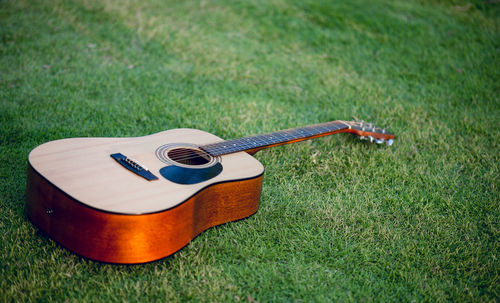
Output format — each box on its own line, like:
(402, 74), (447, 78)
(26, 129), (264, 263)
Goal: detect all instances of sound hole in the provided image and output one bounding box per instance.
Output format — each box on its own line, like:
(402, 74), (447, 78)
(167, 148), (210, 166)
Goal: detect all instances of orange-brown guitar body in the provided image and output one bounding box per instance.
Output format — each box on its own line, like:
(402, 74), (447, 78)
(26, 165), (262, 264)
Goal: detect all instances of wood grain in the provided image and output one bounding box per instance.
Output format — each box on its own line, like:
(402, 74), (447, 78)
(26, 165), (263, 264)
(28, 129), (264, 214)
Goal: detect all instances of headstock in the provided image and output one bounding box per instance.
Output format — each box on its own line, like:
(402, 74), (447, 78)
(341, 120), (395, 146)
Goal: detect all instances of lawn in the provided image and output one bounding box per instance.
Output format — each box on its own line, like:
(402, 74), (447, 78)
(0, 0), (498, 301)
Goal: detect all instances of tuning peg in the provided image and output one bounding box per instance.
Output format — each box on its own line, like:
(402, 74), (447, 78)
(359, 136), (367, 140)
(368, 136), (374, 143)
(375, 138), (384, 144)
(386, 139), (394, 146)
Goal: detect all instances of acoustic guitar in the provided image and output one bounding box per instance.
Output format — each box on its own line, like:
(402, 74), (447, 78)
(26, 119), (395, 263)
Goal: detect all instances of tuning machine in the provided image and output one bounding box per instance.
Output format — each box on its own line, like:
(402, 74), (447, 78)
(358, 136), (393, 146)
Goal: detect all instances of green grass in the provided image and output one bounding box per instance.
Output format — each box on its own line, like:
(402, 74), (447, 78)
(1, 0), (498, 301)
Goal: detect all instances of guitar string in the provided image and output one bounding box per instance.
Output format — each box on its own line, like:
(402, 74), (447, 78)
(164, 124), (347, 160)
(156, 124), (389, 163)
(160, 123), (353, 162)
(164, 129), (389, 162)
(158, 123), (351, 163)
(161, 120), (386, 160)
(155, 121), (390, 163)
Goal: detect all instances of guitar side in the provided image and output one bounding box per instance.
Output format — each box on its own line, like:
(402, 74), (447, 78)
(26, 129), (264, 263)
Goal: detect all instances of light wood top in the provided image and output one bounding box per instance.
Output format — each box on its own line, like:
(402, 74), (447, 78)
(29, 129), (264, 214)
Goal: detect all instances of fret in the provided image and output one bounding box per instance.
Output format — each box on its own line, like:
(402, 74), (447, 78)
(200, 121), (348, 156)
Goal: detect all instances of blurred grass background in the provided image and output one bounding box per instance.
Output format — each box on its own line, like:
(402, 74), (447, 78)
(0, 0), (498, 301)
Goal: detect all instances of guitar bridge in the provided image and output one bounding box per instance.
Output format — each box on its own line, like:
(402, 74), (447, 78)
(110, 153), (158, 181)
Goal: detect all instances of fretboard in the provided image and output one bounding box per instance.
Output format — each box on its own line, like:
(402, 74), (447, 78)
(200, 121), (349, 156)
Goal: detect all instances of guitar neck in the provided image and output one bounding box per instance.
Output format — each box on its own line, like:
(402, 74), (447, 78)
(200, 121), (350, 156)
